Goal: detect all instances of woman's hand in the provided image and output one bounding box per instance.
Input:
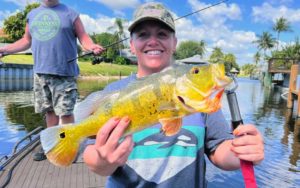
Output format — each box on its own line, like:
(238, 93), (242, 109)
(231, 124), (264, 165)
(83, 117), (134, 176)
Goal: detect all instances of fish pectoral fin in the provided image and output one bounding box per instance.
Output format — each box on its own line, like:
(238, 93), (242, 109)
(159, 117), (182, 136)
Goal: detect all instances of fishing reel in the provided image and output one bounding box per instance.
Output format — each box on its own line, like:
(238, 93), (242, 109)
(91, 56), (103, 65)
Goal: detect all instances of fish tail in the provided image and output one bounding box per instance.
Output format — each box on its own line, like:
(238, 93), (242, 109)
(40, 124), (81, 167)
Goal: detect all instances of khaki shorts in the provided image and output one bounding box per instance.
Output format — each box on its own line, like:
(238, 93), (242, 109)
(34, 74), (78, 116)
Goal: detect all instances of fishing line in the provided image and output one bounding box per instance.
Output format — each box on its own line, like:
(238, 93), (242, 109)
(68, 0), (229, 63)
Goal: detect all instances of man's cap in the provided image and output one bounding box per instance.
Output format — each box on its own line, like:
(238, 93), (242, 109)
(128, 2), (175, 32)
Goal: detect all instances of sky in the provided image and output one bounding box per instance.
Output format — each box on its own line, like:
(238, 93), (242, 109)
(0, 0), (300, 66)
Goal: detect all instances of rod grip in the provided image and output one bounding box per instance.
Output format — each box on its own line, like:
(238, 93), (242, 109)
(240, 160), (257, 188)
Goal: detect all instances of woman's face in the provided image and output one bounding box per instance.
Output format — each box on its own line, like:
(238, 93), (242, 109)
(130, 21), (177, 77)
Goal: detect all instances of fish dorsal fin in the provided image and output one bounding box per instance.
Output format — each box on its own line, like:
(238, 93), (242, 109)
(159, 117), (182, 136)
(74, 90), (119, 122)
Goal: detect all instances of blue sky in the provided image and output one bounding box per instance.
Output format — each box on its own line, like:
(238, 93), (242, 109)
(1, 0), (300, 65)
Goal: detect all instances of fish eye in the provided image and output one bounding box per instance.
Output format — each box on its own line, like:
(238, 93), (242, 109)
(191, 68), (199, 74)
(60, 132), (65, 138)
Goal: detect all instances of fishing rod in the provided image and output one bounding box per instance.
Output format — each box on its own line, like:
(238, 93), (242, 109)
(68, 0), (229, 63)
(225, 75), (258, 188)
(67, 37), (129, 63)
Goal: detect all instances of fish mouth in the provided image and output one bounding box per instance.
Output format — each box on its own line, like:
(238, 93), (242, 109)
(177, 96), (197, 112)
(176, 88), (224, 113)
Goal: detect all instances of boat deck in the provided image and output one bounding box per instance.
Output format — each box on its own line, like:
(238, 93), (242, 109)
(0, 142), (106, 188)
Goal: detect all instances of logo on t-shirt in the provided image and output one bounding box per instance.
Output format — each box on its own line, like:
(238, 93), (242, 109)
(126, 126), (205, 184)
(30, 9), (60, 41)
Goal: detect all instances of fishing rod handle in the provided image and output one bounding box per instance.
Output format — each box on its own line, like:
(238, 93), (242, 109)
(226, 91), (242, 126)
(241, 160), (258, 188)
(226, 90), (258, 188)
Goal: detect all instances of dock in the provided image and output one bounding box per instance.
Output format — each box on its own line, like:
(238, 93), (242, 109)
(0, 127), (106, 188)
(287, 64), (300, 117)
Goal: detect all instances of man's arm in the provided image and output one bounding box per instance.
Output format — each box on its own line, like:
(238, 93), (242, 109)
(74, 17), (104, 55)
(0, 24), (31, 56)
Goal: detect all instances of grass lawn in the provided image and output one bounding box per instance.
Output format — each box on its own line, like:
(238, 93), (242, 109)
(1, 55), (137, 76)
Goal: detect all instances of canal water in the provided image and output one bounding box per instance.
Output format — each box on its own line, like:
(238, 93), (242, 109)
(0, 78), (299, 187)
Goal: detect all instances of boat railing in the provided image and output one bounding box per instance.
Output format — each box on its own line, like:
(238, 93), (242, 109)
(0, 126), (43, 171)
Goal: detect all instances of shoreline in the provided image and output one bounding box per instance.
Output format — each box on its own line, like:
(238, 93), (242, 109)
(78, 75), (129, 81)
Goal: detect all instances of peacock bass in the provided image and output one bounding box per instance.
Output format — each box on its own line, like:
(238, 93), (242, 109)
(40, 63), (232, 167)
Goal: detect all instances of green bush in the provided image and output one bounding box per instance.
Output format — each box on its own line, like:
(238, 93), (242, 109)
(114, 56), (130, 65)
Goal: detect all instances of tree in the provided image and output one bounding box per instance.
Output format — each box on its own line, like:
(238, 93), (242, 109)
(223, 53), (238, 73)
(3, 3), (40, 41)
(241, 63), (256, 76)
(272, 17), (292, 50)
(253, 31), (276, 60)
(209, 47), (224, 64)
(108, 18), (128, 56)
(175, 40), (206, 59)
(253, 51), (261, 65)
(89, 32), (118, 62)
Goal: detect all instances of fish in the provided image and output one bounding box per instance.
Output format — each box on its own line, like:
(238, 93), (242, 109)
(40, 63), (232, 167)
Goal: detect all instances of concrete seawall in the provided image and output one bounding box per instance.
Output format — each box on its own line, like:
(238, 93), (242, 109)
(0, 63), (33, 91)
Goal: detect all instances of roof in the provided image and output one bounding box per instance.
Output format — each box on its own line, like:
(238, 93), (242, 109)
(0, 28), (8, 38)
(230, 67), (239, 73)
(177, 54), (209, 64)
(120, 49), (137, 63)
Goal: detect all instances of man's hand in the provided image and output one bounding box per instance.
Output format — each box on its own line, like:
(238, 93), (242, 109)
(90, 44), (105, 55)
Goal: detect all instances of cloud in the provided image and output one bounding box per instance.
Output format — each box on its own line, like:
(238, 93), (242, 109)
(0, 9), (20, 27)
(80, 14), (116, 34)
(89, 0), (140, 10)
(175, 0), (255, 64)
(266, 0), (294, 5)
(4, 0), (39, 7)
(188, 0), (241, 28)
(252, 2), (300, 23)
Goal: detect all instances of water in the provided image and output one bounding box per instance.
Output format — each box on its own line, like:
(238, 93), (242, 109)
(206, 78), (300, 188)
(0, 78), (299, 187)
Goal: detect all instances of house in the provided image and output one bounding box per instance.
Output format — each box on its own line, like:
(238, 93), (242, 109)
(0, 28), (8, 39)
(120, 49), (137, 64)
(177, 54), (209, 65)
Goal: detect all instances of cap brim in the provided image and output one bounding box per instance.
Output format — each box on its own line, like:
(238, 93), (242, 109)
(128, 17), (175, 32)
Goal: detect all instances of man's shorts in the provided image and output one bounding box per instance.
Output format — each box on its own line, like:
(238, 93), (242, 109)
(34, 74), (78, 116)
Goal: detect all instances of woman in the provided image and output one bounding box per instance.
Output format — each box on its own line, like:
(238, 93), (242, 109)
(83, 2), (264, 187)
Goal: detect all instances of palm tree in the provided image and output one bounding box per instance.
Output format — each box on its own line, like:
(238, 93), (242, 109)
(209, 47), (224, 64)
(253, 51), (261, 65)
(272, 17), (292, 50)
(108, 18), (128, 56)
(253, 31), (276, 60)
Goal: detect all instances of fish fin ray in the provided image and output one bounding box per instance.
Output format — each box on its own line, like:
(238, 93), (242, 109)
(159, 117), (182, 136)
(74, 90), (117, 122)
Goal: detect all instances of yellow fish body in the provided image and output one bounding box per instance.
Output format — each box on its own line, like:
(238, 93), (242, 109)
(40, 63), (232, 167)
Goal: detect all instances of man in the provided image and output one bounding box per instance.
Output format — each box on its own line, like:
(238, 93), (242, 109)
(83, 2), (264, 187)
(0, 0), (104, 161)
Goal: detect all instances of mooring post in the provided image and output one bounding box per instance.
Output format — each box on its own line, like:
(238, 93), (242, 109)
(287, 64), (298, 109)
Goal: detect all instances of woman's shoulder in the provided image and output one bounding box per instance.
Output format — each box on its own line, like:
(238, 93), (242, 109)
(104, 74), (137, 92)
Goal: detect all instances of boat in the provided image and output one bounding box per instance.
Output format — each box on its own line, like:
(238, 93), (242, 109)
(0, 127), (106, 188)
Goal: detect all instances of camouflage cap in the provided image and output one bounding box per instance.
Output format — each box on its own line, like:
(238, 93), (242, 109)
(128, 2), (175, 32)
